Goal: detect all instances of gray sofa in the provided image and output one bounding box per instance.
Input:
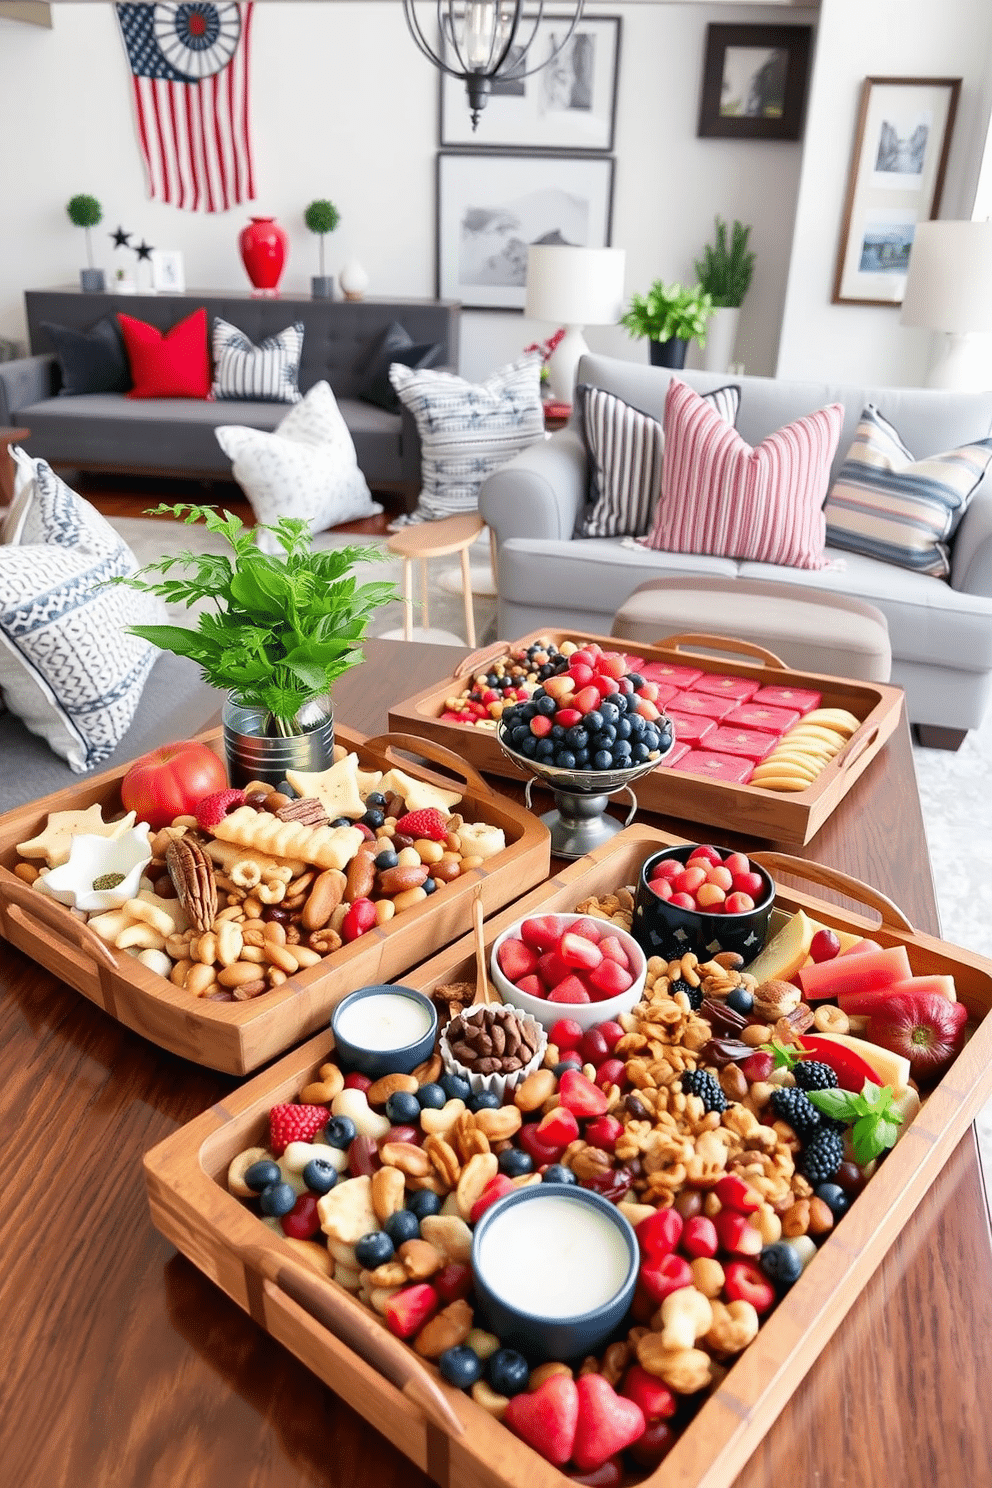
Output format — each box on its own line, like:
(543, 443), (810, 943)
(0, 288), (460, 495)
(479, 355), (992, 737)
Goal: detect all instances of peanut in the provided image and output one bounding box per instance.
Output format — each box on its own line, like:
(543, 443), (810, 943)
(301, 869), (347, 930)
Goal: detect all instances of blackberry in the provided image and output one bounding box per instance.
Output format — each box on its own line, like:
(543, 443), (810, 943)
(792, 1061), (839, 1093)
(670, 976), (704, 1011)
(769, 1086), (822, 1141)
(798, 1125), (845, 1185)
(679, 1069), (727, 1113)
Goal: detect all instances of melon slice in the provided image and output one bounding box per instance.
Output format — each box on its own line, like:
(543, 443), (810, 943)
(796, 944), (912, 1002)
(744, 910), (814, 983)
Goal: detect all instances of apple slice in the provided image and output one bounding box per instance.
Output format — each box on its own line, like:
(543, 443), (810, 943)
(804, 1031), (911, 1093)
(743, 909), (813, 983)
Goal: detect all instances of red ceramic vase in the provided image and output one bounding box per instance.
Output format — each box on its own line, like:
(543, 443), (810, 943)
(239, 216), (288, 293)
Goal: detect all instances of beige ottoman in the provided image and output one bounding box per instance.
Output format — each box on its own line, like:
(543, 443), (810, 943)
(611, 578), (892, 682)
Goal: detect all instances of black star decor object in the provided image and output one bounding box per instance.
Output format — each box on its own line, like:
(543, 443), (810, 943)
(110, 226), (132, 248)
(134, 240), (154, 261)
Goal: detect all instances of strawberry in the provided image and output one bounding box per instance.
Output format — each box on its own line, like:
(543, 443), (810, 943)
(560, 931), (603, 973)
(384, 1282), (439, 1339)
(268, 1102), (329, 1156)
(713, 1208), (763, 1257)
(548, 976), (591, 1004)
(723, 1260), (776, 1314)
(469, 1175), (515, 1223)
(520, 915), (565, 953)
(639, 1252), (693, 1305)
(621, 1365), (677, 1422)
(549, 1017), (585, 1051)
(636, 1207), (683, 1258)
(572, 1374), (646, 1473)
(394, 807), (449, 841)
(680, 1215), (719, 1259)
(557, 1069), (609, 1118)
(505, 1373), (579, 1466)
(538, 949), (571, 987)
(497, 938), (540, 982)
(714, 1174), (761, 1213)
(536, 1106), (580, 1147)
(588, 960), (634, 999)
(194, 787), (245, 830)
(584, 1115), (623, 1151)
(598, 936), (630, 970)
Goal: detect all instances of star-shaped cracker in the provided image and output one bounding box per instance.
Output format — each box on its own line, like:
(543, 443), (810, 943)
(376, 767), (462, 813)
(286, 754), (366, 820)
(17, 806), (138, 868)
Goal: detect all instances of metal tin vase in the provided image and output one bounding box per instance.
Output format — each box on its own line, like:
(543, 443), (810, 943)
(222, 693), (335, 788)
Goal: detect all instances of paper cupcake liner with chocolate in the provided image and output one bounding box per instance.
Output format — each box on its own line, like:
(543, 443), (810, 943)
(439, 1003), (548, 1101)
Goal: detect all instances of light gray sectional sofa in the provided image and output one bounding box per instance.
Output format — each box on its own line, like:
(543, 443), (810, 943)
(479, 355), (992, 736)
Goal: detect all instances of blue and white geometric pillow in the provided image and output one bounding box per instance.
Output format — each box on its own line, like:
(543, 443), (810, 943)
(211, 317), (304, 403)
(0, 452), (167, 772)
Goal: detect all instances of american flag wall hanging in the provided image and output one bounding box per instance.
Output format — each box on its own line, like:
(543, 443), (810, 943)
(116, 3), (256, 214)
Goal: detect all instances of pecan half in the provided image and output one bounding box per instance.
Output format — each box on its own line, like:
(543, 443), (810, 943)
(276, 796), (330, 827)
(166, 836), (218, 934)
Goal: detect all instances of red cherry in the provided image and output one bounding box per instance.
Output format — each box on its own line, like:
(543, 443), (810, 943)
(597, 1020), (625, 1051)
(725, 891), (756, 914)
(595, 1057), (627, 1091)
(809, 927), (842, 963)
(344, 1072), (372, 1092)
(549, 1017), (585, 1051)
(281, 1193), (321, 1240)
(688, 844), (723, 866)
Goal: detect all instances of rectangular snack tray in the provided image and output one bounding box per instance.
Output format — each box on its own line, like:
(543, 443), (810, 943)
(144, 825), (992, 1488)
(387, 628), (905, 846)
(0, 727), (550, 1075)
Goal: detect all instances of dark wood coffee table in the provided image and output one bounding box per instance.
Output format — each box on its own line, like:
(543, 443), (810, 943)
(0, 640), (988, 1488)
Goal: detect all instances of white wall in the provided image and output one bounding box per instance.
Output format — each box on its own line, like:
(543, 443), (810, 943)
(0, 1), (813, 382)
(777, 0), (992, 385)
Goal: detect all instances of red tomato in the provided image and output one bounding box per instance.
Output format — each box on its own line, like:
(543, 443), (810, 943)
(121, 740), (228, 830)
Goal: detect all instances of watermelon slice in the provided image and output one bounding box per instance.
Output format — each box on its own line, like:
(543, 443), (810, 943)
(838, 974), (957, 1015)
(839, 938), (884, 957)
(796, 944), (912, 1001)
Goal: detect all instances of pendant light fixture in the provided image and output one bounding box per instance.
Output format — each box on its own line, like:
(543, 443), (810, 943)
(403, 1), (586, 130)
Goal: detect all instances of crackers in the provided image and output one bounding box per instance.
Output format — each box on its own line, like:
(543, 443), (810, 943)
(17, 805), (138, 868)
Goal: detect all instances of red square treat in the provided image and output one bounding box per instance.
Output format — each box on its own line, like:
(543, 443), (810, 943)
(638, 662), (704, 689)
(750, 684), (822, 713)
(691, 674), (761, 703)
(651, 681), (681, 707)
(657, 740), (692, 768)
(667, 690), (737, 720)
(667, 711), (716, 747)
(705, 726), (779, 762)
(724, 702), (802, 735)
(621, 654), (646, 671)
(669, 750), (754, 784)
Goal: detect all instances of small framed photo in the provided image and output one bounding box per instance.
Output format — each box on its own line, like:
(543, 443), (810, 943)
(440, 15), (621, 152)
(150, 249), (186, 293)
(697, 24), (813, 141)
(436, 151), (615, 311)
(832, 76), (961, 306)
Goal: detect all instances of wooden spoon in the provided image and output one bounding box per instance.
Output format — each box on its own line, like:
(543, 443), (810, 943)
(471, 889), (499, 1006)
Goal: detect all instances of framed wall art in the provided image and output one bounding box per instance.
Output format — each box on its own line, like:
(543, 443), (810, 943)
(439, 15), (621, 152)
(697, 24), (812, 141)
(150, 249), (186, 293)
(436, 151), (615, 310)
(832, 76), (961, 306)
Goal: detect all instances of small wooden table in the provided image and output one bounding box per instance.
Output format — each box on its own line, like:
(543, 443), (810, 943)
(386, 511), (485, 647)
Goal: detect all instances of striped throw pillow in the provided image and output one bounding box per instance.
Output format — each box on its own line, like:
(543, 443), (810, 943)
(576, 382), (741, 538)
(389, 355), (545, 522)
(824, 404), (992, 579)
(640, 378), (843, 570)
(211, 317), (304, 402)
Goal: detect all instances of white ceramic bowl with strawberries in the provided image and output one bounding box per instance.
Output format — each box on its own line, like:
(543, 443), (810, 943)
(490, 911), (646, 1033)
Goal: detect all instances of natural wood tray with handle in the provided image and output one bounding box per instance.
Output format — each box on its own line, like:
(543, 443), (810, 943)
(387, 628), (905, 847)
(0, 727), (550, 1075)
(143, 825), (992, 1488)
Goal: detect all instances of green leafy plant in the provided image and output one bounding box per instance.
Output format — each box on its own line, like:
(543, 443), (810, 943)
(620, 281), (714, 348)
(114, 504), (397, 736)
(66, 193), (103, 268)
(304, 199), (341, 277)
(807, 1081), (904, 1165)
(694, 217), (756, 309)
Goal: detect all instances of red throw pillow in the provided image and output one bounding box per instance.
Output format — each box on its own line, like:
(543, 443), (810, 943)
(117, 308), (211, 399)
(640, 378), (843, 570)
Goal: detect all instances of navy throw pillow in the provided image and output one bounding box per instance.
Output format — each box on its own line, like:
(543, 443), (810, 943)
(358, 339), (445, 412)
(42, 317), (131, 396)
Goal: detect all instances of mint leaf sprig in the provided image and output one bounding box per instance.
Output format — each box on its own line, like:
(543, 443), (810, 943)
(807, 1080), (903, 1166)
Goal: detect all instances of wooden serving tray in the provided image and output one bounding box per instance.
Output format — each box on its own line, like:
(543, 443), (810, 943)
(144, 825), (992, 1488)
(0, 727), (550, 1075)
(387, 629), (905, 846)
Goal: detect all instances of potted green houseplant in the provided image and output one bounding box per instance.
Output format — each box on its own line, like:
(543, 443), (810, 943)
(115, 504), (397, 786)
(304, 198), (341, 299)
(694, 217), (755, 374)
(67, 193), (105, 292)
(619, 281), (714, 369)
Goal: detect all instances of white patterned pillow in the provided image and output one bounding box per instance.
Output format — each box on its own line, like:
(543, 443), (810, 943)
(576, 382), (741, 538)
(216, 380), (381, 554)
(388, 355), (545, 523)
(211, 316), (304, 402)
(0, 451), (167, 772)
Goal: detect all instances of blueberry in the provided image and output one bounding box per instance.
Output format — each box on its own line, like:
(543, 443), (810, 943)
(324, 1115), (357, 1149)
(259, 1181), (297, 1217)
(366, 792), (387, 808)
(553, 1056), (583, 1077)
(628, 713), (646, 736)
(615, 717), (632, 740)
(440, 1073), (472, 1103)
(593, 750), (613, 770)
(244, 1159), (282, 1193)
(330, 815), (353, 828)
(375, 848), (399, 871)
(535, 739), (555, 759)
(510, 725), (530, 750)
(565, 726), (588, 750)
(384, 1209), (420, 1245)
(386, 1090), (422, 1125)
(600, 701), (620, 725)
(550, 723), (566, 742)
(498, 1148), (534, 1178)
(519, 735), (538, 758)
(612, 741), (632, 764)
(631, 741), (651, 764)
(628, 673), (645, 690)
(468, 1090), (501, 1112)
(362, 807), (385, 829)
(439, 1345), (484, 1390)
(725, 986), (754, 1018)
(760, 1241), (804, 1290)
(536, 694), (557, 715)
(542, 1164), (578, 1186)
(407, 1189), (443, 1220)
(815, 1182), (851, 1221)
(417, 1082), (447, 1110)
(586, 710), (604, 733)
(555, 751), (577, 770)
(354, 1231), (395, 1269)
(573, 749), (590, 768)
(487, 1348), (530, 1397)
(302, 1158), (339, 1195)
(423, 878), (437, 894)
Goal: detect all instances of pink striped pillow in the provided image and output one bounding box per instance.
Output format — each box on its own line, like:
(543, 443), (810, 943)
(640, 378), (844, 570)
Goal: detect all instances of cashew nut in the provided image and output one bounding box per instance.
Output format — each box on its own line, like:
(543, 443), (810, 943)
(705, 1298), (760, 1356)
(658, 1286), (713, 1351)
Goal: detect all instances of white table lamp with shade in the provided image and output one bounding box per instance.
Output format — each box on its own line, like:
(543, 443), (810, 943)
(900, 219), (992, 389)
(524, 245), (626, 403)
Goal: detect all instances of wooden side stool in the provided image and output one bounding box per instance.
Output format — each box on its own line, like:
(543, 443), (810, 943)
(385, 511), (485, 646)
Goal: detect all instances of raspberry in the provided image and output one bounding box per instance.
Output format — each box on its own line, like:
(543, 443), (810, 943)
(268, 1102), (330, 1156)
(394, 808), (449, 841)
(195, 788), (245, 830)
